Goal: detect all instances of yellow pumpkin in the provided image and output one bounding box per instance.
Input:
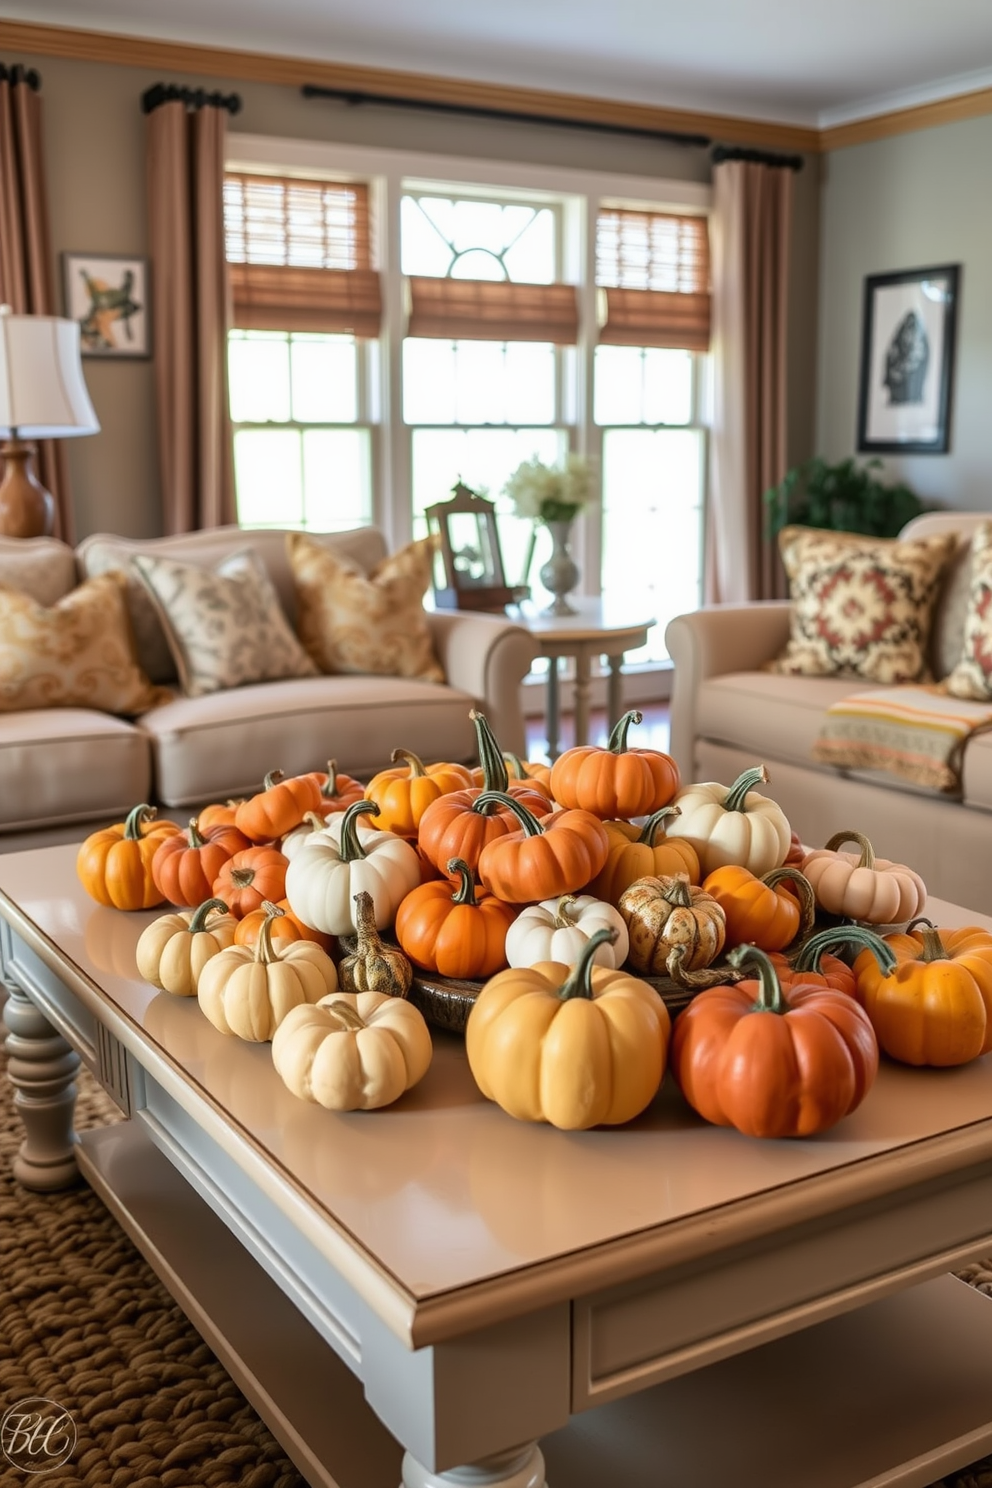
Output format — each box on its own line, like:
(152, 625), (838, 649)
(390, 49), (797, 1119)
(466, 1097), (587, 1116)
(587, 806), (701, 906)
(197, 905), (339, 1041)
(618, 872), (726, 980)
(466, 929), (670, 1130)
(135, 896), (239, 997)
(665, 765), (791, 877)
(801, 830), (927, 925)
(272, 990), (433, 1111)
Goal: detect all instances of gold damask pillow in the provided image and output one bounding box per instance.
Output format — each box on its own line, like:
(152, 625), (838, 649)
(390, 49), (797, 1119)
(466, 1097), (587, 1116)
(287, 531), (444, 683)
(771, 526), (956, 683)
(0, 571), (167, 715)
(946, 522), (992, 700)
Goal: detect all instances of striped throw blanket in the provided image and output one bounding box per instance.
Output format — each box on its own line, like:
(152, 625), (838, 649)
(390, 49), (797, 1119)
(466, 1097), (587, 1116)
(812, 684), (992, 793)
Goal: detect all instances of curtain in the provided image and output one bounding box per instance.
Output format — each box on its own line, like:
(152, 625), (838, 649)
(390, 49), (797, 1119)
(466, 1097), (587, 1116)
(147, 97), (235, 534)
(706, 157), (793, 603)
(0, 67), (71, 540)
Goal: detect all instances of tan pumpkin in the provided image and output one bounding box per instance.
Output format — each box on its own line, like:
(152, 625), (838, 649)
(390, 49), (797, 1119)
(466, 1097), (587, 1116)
(197, 904), (339, 1041)
(619, 872), (726, 979)
(272, 991), (433, 1111)
(801, 830), (927, 925)
(135, 897), (239, 997)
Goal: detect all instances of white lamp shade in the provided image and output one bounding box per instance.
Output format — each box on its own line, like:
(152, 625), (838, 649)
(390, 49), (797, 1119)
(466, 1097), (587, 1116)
(0, 307), (100, 438)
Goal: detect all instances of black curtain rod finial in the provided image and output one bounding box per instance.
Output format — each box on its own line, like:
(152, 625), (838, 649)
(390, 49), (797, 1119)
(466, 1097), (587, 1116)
(0, 63), (41, 91)
(142, 82), (242, 115)
(711, 143), (804, 171)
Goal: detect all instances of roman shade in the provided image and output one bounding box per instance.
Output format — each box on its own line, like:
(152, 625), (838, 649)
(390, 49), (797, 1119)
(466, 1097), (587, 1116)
(405, 277), (579, 344)
(596, 208), (711, 350)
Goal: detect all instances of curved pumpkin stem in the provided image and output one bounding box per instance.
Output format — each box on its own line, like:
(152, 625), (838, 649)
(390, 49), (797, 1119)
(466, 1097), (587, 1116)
(555, 895), (578, 928)
(906, 917), (950, 963)
(667, 944), (744, 990)
(339, 799), (380, 862)
(557, 927), (617, 1001)
(660, 873), (693, 909)
(253, 902), (285, 964)
(321, 761), (341, 799)
(637, 805), (681, 845)
(187, 817), (206, 849)
(791, 924), (897, 977)
(124, 803), (158, 839)
(470, 709), (510, 794)
(321, 996), (367, 1032)
(727, 943), (788, 1015)
(722, 766), (770, 813)
(446, 858), (479, 907)
(390, 747), (427, 779)
(606, 709), (643, 754)
(502, 751), (527, 779)
(823, 829), (876, 870)
(262, 769), (285, 791)
(187, 897), (230, 933)
(473, 790), (545, 837)
(762, 867), (816, 944)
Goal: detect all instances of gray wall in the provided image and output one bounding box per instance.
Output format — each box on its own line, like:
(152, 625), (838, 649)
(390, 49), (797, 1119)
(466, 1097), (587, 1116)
(817, 114), (992, 513)
(11, 47), (820, 540)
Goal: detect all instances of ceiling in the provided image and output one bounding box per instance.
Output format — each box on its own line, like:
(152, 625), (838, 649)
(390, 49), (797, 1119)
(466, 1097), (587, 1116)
(11, 0), (992, 129)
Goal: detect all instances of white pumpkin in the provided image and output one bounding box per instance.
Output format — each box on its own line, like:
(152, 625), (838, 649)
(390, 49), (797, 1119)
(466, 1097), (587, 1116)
(272, 991), (433, 1111)
(665, 765), (791, 877)
(285, 799), (421, 936)
(281, 810), (330, 862)
(197, 911), (339, 1041)
(505, 893), (629, 970)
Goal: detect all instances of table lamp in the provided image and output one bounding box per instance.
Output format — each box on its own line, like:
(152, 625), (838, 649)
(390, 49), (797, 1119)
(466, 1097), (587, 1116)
(0, 305), (100, 538)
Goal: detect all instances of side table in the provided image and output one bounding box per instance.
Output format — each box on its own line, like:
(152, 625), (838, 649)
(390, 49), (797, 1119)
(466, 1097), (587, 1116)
(515, 598), (655, 759)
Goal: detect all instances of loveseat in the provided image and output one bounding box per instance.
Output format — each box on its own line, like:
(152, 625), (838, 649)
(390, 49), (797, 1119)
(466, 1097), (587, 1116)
(0, 525), (538, 851)
(665, 511), (992, 915)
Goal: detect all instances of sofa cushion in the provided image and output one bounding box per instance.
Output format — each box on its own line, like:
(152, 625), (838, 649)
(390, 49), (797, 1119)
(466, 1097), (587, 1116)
(131, 548), (318, 697)
(698, 670), (881, 771)
(0, 709), (152, 831)
(76, 526), (390, 683)
(138, 674), (478, 807)
(945, 521), (992, 701)
(0, 535), (78, 605)
(961, 730), (992, 813)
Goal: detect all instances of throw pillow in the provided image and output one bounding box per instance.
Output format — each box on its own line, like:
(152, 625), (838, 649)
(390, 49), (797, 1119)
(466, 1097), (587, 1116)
(286, 531), (445, 683)
(770, 526), (957, 684)
(0, 570), (167, 715)
(946, 521), (992, 700)
(131, 549), (318, 698)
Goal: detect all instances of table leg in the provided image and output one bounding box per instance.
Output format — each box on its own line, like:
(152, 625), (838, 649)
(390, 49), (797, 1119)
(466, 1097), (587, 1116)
(573, 649), (591, 747)
(2, 983), (80, 1190)
(401, 1442), (546, 1488)
(606, 653), (624, 732)
(545, 656), (560, 761)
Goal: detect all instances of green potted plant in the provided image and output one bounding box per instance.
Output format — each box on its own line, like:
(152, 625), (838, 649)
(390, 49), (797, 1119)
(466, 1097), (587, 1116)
(764, 456), (928, 540)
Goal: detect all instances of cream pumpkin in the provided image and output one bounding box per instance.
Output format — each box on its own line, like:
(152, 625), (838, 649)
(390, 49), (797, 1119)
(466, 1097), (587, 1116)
(504, 893), (629, 970)
(284, 799), (421, 936)
(272, 991), (433, 1111)
(666, 765), (791, 877)
(135, 897), (238, 997)
(197, 907), (339, 1041)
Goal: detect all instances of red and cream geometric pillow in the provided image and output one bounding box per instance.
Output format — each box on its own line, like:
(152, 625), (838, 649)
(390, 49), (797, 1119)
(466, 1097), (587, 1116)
(770, 525), (957, 683)
(946, 521), (992, 699)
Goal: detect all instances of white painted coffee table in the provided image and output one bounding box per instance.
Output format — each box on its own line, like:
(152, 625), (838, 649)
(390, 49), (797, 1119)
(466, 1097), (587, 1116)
(4, 842), (992, 1488)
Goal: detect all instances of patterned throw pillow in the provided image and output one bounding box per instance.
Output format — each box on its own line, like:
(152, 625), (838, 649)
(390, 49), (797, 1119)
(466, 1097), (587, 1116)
(770, 526), (957, 683)
(286, 531), (445, 683)
(0, 571), (167, 715)
(946, 522), (992, 700)
(131, 549), (318, 698)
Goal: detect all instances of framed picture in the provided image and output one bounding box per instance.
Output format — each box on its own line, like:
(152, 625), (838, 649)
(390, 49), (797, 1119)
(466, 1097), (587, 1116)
(61, 253), (151, 358)
(856, 264), (959, 454)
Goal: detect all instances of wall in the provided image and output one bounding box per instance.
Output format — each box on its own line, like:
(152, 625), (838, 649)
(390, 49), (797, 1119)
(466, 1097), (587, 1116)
(817, 114), (992, 512)
(9, 45), (820, 539)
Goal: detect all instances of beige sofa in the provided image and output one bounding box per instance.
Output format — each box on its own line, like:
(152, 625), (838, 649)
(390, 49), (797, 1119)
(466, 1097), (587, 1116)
(0, 525), (538, 850)
(665, 512), (992, 916)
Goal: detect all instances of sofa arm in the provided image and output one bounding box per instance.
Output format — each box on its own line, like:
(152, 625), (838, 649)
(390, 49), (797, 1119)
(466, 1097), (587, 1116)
(426, 610), (539, 756)
(665, 602), (792, 780)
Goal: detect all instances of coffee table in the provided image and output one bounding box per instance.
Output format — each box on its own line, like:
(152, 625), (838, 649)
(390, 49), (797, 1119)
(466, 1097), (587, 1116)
(4, 842), (992, 1488)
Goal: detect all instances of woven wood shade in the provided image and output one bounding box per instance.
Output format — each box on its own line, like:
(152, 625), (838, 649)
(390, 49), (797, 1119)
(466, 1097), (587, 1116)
(596, 208), (710, 349)
(406, 277), (579, 343)
(225, 172), (381, 335)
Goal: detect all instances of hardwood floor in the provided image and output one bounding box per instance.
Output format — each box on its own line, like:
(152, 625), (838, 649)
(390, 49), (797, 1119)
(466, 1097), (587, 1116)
(525, 701), (671, 761)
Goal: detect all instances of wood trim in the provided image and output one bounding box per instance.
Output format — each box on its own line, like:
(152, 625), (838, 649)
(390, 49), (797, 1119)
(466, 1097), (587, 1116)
(0, 18), (819, 154)
(822, 84), (992, 151)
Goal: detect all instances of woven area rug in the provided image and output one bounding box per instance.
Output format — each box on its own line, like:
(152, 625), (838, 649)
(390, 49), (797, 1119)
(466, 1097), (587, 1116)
(2, 1042), (992, 1487)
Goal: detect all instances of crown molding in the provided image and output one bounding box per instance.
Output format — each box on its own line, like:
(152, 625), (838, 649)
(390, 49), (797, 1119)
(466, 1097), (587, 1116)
(821, 83), (992, 150)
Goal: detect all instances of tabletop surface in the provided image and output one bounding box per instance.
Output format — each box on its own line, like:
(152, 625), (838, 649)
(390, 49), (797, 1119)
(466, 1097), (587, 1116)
(512, 596), (655, 643)
(3, 842), (992, 1307)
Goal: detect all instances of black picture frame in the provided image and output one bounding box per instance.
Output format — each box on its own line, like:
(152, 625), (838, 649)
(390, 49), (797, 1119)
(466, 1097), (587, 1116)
(61, 252), (151, 359)
(856, 264), (959, 454)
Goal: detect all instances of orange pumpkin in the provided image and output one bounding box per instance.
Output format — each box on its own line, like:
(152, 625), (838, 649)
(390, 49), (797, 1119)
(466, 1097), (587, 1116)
(701, 865), (815, 953)
(475, 791), (609, 905)
(365, 748), (473, 837)
(499, 750), (554, 801)
(670, 945), (879, 1139)
(151, 816), (250, 908)
(197, 798), (246, 832)
(770, 925), (896, 998)
(212, 845), (289, 918)
(587, 807), (700, 906)
(307, 759), (365, 816)
(234, 769), (324, 844)
(395, 857), (516, 979)
(549, 709), (680, 819)
(76, 804), (181, 911)
(234, 897), (333, 952)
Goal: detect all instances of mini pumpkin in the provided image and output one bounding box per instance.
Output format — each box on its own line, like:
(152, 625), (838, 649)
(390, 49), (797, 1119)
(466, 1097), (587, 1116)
(233, 897), (332, 952)
(394, 859), (515, 980)
(500, 750), (554, 801)
(365, 749), (473, 837)
(197, 904), (339, 1041)
(272, 989), (433, 1111)
(212, 845), (289, 918)
(701, 865), (815, 953)
(234, 769), (324, 844)
(284, 799), (421, 936)
(504, 893), (628, 970)
(76, 804), (181, 911)
(619, 872), (726, 979)
(666, 766), (791, 878)
(308, 759), (365, 815)
(339, 889), (414, 997)
(151, 815), (250, 908)
(549, 709), (680, 819)
(135, 897), (239, 997)
(770, 924), (897, 999)
(801, 830), (927, 925)
(474, 791), (609, 905)
(587, 806), (701, 906)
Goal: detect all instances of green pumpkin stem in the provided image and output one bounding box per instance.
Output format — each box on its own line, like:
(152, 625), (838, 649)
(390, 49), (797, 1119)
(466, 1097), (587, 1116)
(339, 799), (380, 862)
(661, 873), (693, 909)
(187, 897), (230, 933)
(761, 866), (817, 943)
(390, 747), (427, 778)
(727, 943), (788, 1015)
(606, 709), (643, 754)
(792, 924), (897, 977)
(470, 709), (510, 793)
(904, 917), (949, 963)
(722, 766), (770, 813)
(502, 751), (526, 779)
(187, 816), (206, 849)
(823, 829), (876, 870)
(446, 858), (479, 907)
(124, 803), (157, 839)
(262, 769), (285, 791)
(321, 760), (340, 799)
(637, 805), (680, 845)
(557, 927), (617, 1000)
(473, 790), (544, 837)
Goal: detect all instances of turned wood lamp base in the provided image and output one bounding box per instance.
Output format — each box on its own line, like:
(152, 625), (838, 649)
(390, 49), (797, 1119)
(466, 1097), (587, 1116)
(0, 437), (55, 538)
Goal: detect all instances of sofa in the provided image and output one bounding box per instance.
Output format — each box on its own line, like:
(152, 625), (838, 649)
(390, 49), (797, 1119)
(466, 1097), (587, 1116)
(0, 524), (538, 852)
(665, 511), (992, 916)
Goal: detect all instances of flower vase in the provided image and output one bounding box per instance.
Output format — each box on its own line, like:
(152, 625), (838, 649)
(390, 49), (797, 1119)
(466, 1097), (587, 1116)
(539, 519), (580, 616)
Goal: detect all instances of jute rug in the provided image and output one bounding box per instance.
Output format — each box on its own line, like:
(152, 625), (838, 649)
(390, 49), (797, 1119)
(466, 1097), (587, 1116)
(1, 1042), (992, 1487)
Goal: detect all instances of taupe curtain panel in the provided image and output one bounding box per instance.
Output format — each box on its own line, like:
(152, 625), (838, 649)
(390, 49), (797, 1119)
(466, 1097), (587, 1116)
(0, 65), (71, 539)
(595, 208), (711, 350)
(706, 155), (793, 604)
(147, 93), (236, 534)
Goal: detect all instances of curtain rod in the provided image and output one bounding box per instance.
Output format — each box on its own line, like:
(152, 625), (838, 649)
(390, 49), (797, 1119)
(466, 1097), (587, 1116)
(0, 63), (40, 90)
(142, 83), (242, 115)
(711, 144), (804, 171)
(301, 83), (712, 149)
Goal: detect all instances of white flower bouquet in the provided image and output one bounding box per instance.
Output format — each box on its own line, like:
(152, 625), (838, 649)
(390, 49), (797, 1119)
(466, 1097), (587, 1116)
(502, 453), (595, 525)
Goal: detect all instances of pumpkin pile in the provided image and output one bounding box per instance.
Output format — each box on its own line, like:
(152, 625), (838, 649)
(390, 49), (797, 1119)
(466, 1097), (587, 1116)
(75, 707), (992, 1133)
